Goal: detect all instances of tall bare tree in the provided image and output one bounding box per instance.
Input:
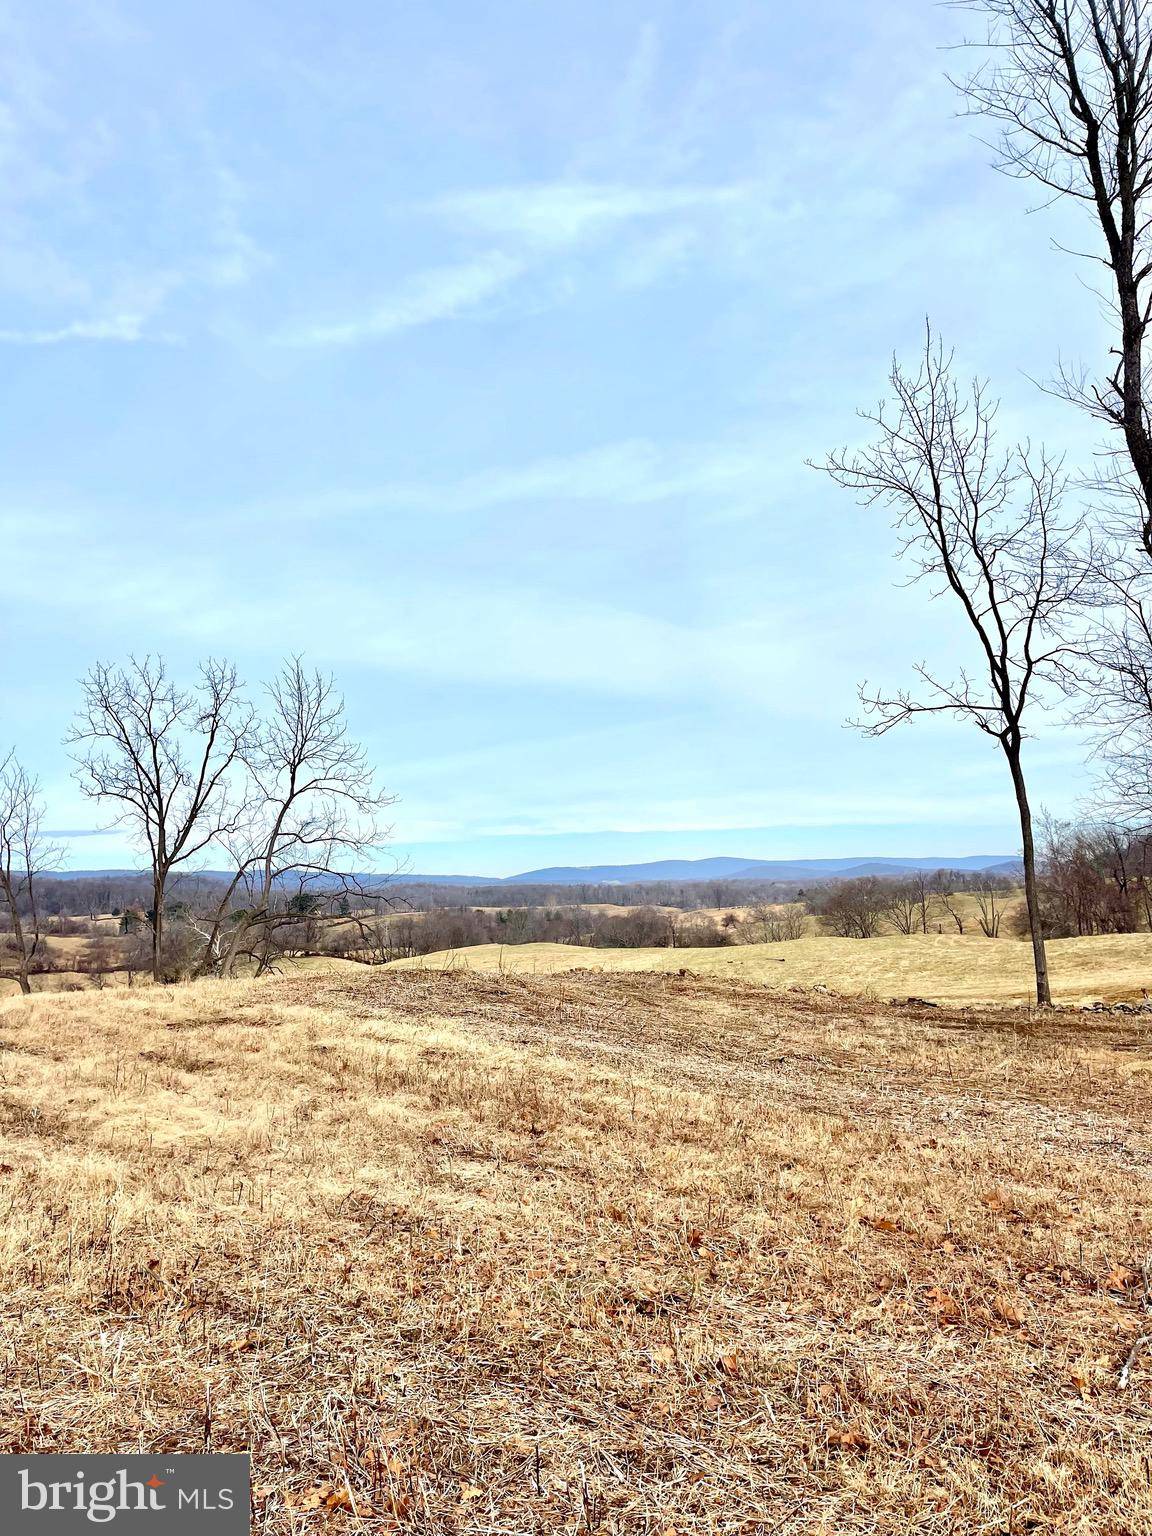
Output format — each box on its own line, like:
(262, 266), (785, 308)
(200, 659), (396, 977)
(952, 2), (1152, 823)
(813, 877), (889, 939)
(931, 870), (969, 932)
(69, 657), (252, 982)
(0, 753), (59, 995)
(955, 0), (1152, 557)
(882, 881), (921, 935)
(822, 332), (1088, 1005)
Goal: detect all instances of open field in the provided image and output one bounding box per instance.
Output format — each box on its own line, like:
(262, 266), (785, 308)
(0, 891), (1032, 999)
(393, 932), (1152, 1006)
(6, 925), (1149, 1006)
(0, 967), (1150, 1532)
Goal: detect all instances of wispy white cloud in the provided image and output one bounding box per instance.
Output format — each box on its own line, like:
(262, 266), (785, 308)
(0, 11), (266, 347)
(0, 310), (167, 344)
(0, 268), (182, 345)
(432, 181), (744, 250)
(0, 514), (809, 707)
(280, 179), (750, 346)
(280, 250), (524, 347)
(198, 146), (269, 290)
(235, 436), (774, 527)
(456, 789), (1019, 839)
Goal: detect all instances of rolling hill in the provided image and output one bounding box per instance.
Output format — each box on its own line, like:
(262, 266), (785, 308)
(54, 853), (1020, 887)
(499, 854), (1018, 885)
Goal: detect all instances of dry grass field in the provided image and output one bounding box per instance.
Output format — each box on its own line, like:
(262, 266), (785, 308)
(0, 897), (1038, 1001)
(0, 967), (1150, 1532)
(394, 932), (1152, 1006)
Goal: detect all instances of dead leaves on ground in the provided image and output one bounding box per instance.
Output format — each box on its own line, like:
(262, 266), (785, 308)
(1105, 1263), (1138, 1293)
(861, 1214), (900, 1233)
(925, 1285), (961, 1325)
(282, 1482), (383, 1517)
(980, 1188), (1020, 1217)
(826, 1425), (870, 1453)
(990, 1292), (1024, 1327)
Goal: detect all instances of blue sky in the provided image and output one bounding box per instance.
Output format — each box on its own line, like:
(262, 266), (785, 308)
(0, 0), (1107, 876)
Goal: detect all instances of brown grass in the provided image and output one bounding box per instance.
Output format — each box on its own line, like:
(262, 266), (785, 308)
(0, 968), (1150, 1533)
(393, 931), (1152, 1006)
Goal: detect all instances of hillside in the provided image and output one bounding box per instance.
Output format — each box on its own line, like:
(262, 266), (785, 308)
(391, 931), (1152, 1006)
(50, 853), (1019, 887)
(0, 969), (1149, 1532)
(497, 854), (1018, 884)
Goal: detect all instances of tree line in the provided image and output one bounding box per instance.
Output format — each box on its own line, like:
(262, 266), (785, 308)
(0, 872), (825, 925)
(1, 657), (394, 991)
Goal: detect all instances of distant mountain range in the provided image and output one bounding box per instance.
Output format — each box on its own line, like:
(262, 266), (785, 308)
(486, 854), (1021, 885)
(51, 854), (1019, 886)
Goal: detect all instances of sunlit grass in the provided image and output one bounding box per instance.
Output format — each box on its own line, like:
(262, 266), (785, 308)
(0, 967), (1148, 1531)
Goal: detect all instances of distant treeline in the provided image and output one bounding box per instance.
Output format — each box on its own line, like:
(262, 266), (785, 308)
(393, 878), (813, 911)
(16, 873), (814, 920)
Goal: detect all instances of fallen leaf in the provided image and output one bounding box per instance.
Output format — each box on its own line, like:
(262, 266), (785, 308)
(717, 1352), (742, 1377)
(1106, 1265), (1136, 1293)
(284, 1484), (332, 1512)
(325, 1488), (372, 1514)
(925, 1286), (960, 1323)
(827, 1427), (869, 1450)
(992, 1294), (1023, 1326)
(981, 1189), (1014, 1213)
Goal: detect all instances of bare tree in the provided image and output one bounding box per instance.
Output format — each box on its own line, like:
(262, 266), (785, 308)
(821, 332), (1088, 1004)
(955, 0), (1152, 556)
(207, 660), (396, 977)
(0, 754), (60, 994)
(931, 869), (969, 932)
(747, 901), (809, 941)
(953, 4), (1152, 810)
(910, 868), (935, 932)
(882, 881), (921, 935)
(69, 657), (252, 982)
(974, 881), (1006, 937)
(814, 877), (888, 939)
(1069, 547), (1152, 803)
(1030, 810), (1152, 930)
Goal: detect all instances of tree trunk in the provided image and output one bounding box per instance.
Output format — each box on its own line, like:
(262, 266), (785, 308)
(152, 875), (165, 983)
(1, 879), (32, 994)
(12, 916), (30, 994)
(219, 914), (251, 978)
(1005, 743), (1051, 1007)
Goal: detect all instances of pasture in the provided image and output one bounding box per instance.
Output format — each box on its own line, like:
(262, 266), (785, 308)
(0, 967), (1149, 1532)
(392, 931), (1152, 1006)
